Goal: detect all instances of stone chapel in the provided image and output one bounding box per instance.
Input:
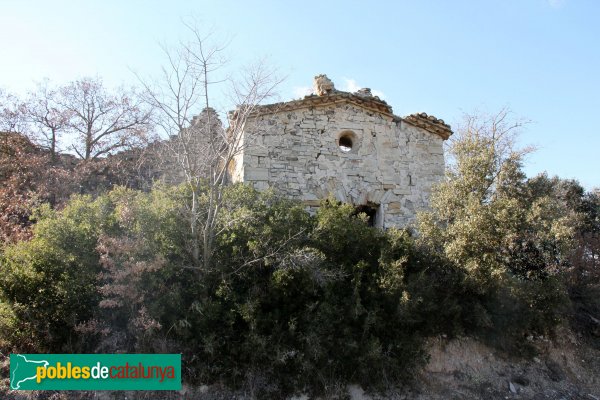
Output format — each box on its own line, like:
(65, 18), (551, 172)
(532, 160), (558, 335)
(230, 75), (452, 228)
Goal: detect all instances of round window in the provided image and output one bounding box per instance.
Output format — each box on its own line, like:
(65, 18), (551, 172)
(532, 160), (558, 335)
(337, 131), (357, 153)
(338, 135), (353, 152)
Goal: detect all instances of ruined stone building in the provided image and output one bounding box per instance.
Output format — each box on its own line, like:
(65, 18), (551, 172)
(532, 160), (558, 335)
(230, 75), (453, 228)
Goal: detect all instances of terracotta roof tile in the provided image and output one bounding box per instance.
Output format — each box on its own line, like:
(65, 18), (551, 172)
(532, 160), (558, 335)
(248, 92), (452, 140)
(402, 112), (453, 140)
(250, 91), (395, 118)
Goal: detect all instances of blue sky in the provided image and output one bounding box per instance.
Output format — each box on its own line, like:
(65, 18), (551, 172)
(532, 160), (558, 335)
(1, 0), (598, 189)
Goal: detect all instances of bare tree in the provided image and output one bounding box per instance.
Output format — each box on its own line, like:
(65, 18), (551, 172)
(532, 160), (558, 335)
(139, 26), (282, 270)
(0, 88), (27, 134)
(58, 77), (152, 160)
(25, 80), (72, 160)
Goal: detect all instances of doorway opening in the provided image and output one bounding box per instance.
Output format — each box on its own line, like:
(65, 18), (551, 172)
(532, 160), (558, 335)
(352, 203), (380, 227)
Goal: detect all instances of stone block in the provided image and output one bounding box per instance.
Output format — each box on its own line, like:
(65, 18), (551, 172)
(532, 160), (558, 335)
(245, 167), (269, 181)
(387, 202), (402, 210)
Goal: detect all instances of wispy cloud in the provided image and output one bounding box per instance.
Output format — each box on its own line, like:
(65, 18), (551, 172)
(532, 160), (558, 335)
(547, 0), (565, 9)
(342, 78), (361, 93)
(292, 86), (313, 99)
(342, 78), (385, 99)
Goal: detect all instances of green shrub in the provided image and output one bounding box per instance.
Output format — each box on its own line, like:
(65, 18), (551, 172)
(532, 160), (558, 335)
(1, 176), (577, 396)
(0, 195), (118, 352)
(416, 110), (573, 353)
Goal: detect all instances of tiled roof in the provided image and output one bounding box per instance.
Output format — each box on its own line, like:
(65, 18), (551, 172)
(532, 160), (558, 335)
(251, 91), (395, 118)
(250, 92), (452, 140)
(402, 112), (452, 140)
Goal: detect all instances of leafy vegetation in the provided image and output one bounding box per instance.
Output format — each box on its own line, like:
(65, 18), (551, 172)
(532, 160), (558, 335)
(0, 195), (117, 351)
(0, 185), (441, 396)
(0, 131), (159, 244)
(417, 109), (597, 352)
(0, 109), (598, 397)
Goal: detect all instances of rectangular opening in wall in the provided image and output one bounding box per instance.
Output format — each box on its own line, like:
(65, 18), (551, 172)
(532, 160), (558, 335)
(353, 203), (380, 227)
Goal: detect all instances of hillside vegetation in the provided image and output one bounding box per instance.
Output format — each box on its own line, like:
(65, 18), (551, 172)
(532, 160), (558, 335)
(0, 110), (598, 398)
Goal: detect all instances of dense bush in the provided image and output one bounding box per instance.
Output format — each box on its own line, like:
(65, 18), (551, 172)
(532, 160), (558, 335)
(416, 110), (575, 352)
(2, 173), (592, 396)
(0, 195), (118, 351)
(0, 184), (475, 397)
(1, 108), (597, 395)
(89, 186), (456, 396)
(192, 198), (429, 395)
(530, 177), (600, 344)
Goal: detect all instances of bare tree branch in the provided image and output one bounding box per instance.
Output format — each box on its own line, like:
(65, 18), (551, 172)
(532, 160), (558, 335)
(0, 88), (28, 134)
(57, 77), (153, 160)
(24, 80), (72, 160)
(138, 25), (283, 271)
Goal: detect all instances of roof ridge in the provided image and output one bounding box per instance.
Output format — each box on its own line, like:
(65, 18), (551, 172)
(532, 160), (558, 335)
(403, 112), (452, 139)
(246, 91), (453, 140)
(250, 90), (394, 117)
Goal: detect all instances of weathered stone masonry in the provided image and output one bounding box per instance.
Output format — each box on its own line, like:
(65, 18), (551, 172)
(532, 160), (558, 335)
(231, 75), (452, 228)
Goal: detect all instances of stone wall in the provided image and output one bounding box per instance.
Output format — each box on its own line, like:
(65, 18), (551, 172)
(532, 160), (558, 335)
(231, 98), (447, 228)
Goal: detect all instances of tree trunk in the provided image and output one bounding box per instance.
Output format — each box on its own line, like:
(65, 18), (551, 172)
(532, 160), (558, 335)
(190, 188), (200, 267)
(50, 128), (57, 162)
